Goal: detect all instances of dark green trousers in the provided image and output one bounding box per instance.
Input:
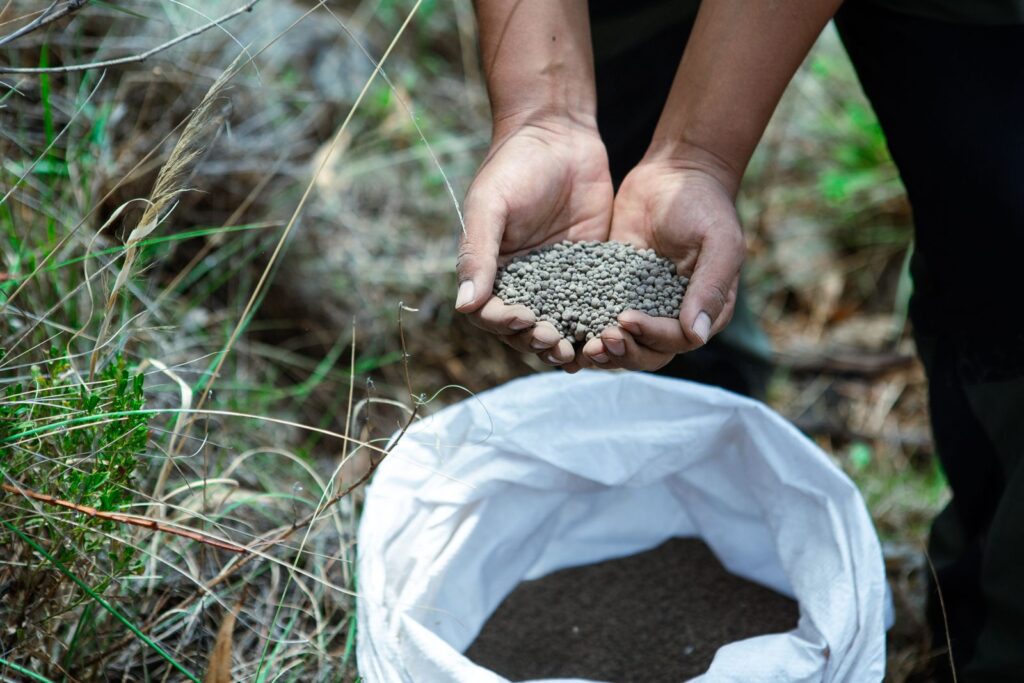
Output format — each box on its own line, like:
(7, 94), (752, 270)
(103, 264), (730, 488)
(590, 1), (1024, 679)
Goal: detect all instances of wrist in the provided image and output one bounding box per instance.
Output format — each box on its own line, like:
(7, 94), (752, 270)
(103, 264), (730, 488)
(491, 105), (599, 143)
(640, 140), (743, 199)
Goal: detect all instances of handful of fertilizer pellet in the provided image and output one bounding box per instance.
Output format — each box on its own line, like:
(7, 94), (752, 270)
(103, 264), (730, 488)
(494, 240), (688, 344)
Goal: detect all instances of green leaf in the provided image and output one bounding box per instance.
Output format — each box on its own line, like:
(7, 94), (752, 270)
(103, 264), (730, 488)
(849, 441), (873, 472)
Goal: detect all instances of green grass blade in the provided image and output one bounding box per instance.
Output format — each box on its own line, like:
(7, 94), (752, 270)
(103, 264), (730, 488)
(253, 608), (301, 683)
(340, 613), (357, 674)
(0, 655), (58, 683)
(63, 602), (95, 673)
(1, 520), (201, 683)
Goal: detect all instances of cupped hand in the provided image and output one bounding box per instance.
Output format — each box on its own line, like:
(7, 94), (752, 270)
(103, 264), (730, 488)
(566, 158), (745, 373)
(456, 117), (614, 366)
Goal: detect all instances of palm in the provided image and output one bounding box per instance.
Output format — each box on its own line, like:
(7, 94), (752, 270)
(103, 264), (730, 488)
(467, 124), (613, 261)
(608, 163), (737, 276)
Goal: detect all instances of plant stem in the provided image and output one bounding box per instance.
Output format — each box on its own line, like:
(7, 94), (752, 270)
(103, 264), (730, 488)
(1, 520), (201, 683)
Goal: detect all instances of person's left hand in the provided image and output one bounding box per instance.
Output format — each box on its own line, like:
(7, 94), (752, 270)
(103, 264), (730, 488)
(563, 157), (745, 373)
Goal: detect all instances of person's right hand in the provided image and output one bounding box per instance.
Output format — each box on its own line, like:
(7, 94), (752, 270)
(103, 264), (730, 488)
(456, 116), (614, 366)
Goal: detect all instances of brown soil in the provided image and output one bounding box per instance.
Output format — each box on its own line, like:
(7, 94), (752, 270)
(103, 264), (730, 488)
(464, 537), (799, 682)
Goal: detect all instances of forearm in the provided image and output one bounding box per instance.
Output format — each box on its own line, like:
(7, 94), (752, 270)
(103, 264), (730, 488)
(473, 0), (597, 135)
(648, 0), (842, 195)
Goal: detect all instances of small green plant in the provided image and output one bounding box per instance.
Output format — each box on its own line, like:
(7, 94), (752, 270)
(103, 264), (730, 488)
(0, 351), (150, 673)
(808, 51), (906, 219)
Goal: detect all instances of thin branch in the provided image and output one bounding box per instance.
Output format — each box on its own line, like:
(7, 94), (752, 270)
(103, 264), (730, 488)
(0, 0), (262, 74)
(923, 551), (958, 681)
(2, 482), (246, 553)
(0, 0), (87, 48)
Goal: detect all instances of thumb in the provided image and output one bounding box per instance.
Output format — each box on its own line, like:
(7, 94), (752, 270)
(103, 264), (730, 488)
(455, 195), (505, 312)
(678, 230), (743, 346)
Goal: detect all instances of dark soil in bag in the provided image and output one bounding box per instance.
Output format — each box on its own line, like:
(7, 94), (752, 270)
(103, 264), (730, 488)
(465, 537), (800, 682)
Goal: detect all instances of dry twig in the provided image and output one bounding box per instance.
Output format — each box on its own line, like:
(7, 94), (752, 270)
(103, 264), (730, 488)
(1, 481), (247, 553)
(0, 0), (262, 74)
(0, 0), (86, 48)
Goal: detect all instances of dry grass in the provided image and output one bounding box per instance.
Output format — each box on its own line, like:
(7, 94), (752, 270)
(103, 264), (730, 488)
(0, 1), (453, 679)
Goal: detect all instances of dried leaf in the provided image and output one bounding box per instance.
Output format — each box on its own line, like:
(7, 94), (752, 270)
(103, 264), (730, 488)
(204, 598), (242, 683)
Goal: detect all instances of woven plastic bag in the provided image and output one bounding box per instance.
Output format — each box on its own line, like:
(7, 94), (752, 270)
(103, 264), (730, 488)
(357, 371), (890, 682)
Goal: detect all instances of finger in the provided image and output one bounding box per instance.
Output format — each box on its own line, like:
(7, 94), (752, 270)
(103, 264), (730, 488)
(678, 227), (744, 346)
(580, 336), (611, 366)
(502, 321), (563, 354)
(578, 326), (626, 369)
(539, 339), (574, 367)
(710, 280), (739, 337)
(576, 325), (663, 371)
(616, 311), (697, 355)
(560, 357), (583, 373)
(600, 327), (627, 359)
(469, 297), (536, 336)
(456, 192), (506, 313)
(593, 324), (673, 371)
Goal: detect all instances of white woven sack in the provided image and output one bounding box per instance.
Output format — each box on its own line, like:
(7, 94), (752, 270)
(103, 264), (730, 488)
(357, 371), (890, 682)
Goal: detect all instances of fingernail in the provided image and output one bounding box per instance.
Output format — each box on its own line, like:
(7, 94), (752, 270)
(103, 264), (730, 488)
(591, 353), (609, 364)
(545, 353), (563, 365)
(531, 338), (553, 350)
(455, 281), (474, 309)
(619, 320), (642, 337)
(693, 311), (712, 344)
(604, 338), (625, 357)
(509, 318), (532, 331)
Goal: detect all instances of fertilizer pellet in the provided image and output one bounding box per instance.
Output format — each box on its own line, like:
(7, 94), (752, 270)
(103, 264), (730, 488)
(494, 241), (688, 343)
(466, 538), (799, 682)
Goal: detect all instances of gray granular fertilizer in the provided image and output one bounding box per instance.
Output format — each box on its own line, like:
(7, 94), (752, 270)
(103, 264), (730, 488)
(494, 240), (688, 343)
